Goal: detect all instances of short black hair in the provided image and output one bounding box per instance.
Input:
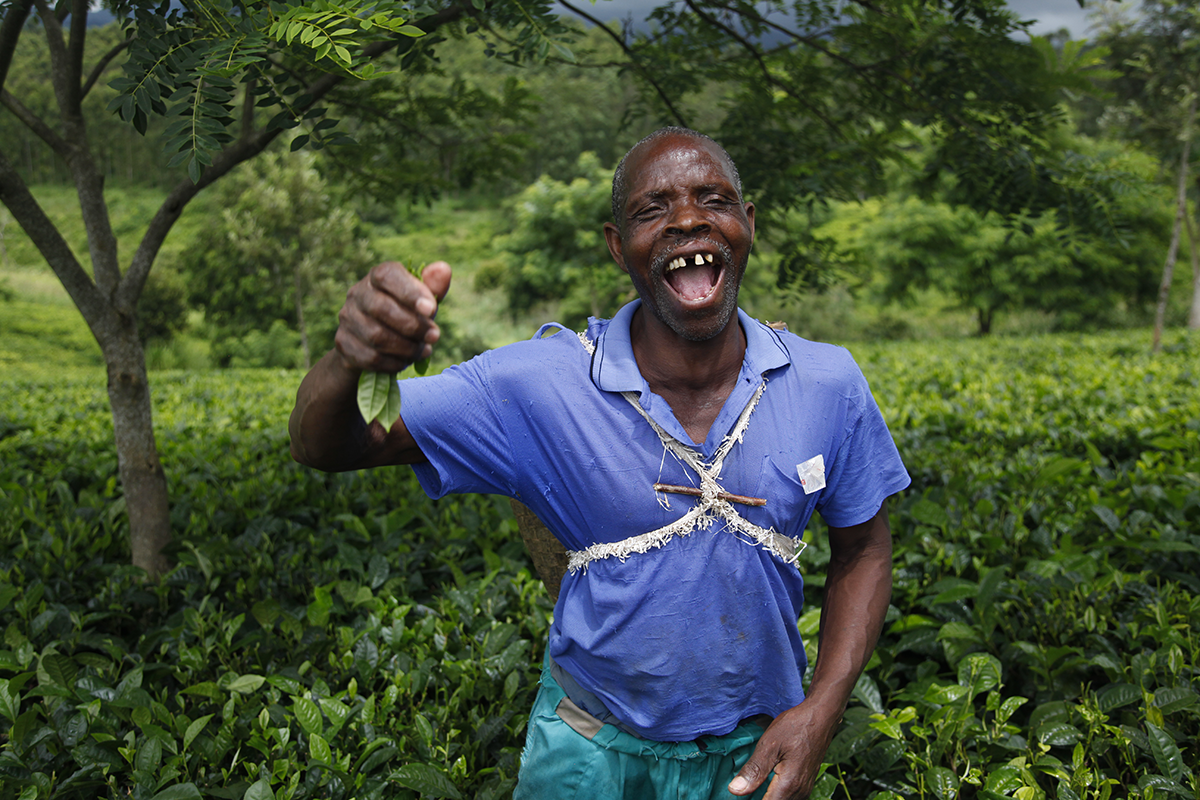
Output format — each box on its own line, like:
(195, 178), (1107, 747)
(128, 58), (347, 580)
(610, 127), (743, 228)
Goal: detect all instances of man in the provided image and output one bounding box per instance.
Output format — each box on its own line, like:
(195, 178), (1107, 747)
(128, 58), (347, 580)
(289, 127), (910, 799)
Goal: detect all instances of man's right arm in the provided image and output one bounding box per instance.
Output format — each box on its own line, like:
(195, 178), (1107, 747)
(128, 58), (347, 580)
(288, 261), (451, 472)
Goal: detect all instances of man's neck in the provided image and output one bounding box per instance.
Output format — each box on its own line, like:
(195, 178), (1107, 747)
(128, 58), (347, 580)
(629, 306), (746, 443)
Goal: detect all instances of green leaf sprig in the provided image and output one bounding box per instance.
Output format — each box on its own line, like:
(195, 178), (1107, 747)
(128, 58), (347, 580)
(356, 357), (428, 427)
(356, 259), (433, 427)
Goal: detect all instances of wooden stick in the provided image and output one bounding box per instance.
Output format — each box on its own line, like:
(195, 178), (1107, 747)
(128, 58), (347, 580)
(653, 483), (767, 507)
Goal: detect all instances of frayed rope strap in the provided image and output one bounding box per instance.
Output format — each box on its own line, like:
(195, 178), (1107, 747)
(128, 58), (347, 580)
(565, 333), (806, 574)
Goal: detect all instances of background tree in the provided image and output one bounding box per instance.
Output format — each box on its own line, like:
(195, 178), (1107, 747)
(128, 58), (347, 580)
(480, 151), (631, 329)
(1089, 0), (1200, 348)
(0, 0), (567, 577)
(816, 129), (1167, 334)
(614, 0), (1122, 269)
(182, 149), (373, 368)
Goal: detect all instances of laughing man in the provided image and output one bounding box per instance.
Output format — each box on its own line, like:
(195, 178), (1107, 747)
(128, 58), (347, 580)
(289, 127), (910, 800)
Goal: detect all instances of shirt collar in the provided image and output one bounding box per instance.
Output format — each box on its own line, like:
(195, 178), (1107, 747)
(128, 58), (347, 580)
(588, 299), (792, 394)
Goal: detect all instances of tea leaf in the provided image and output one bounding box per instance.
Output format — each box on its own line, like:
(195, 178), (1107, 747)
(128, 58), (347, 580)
(927, 765), (959, 800)
(1092, 505), (1119, 533)
(391, 763), (463, 799)
(1147, 722), (1184, 783)
(1037, 722), (1082, 746)
(226, 674), (266, 694)
(852, 672), (884, 713)
(149, 782), (203, 800)
(1138, 774), (1191, 798)
(957, 653), (1002, 693)
(309, 732), (332, 764)
(183, 714), (213, 750)
(357, 371), (398, 426)
(0, 679), (18, 722)
(1097, 683), (1140, 713)
(984, 765), (1024, 793)
(910, 498), (950, 528)
(243, 778), (275, 800)
(318, 697), (352, 737)
(293, 697), (323, 736)
(1154, 686), (1198, 714)
(41, 653), (78, 688)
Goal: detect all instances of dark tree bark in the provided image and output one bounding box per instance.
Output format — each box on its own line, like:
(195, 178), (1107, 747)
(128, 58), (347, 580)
(1153, 103), (1193, 353)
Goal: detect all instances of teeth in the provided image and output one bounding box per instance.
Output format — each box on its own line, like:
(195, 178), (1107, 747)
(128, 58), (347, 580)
(666, 254), (715, 271)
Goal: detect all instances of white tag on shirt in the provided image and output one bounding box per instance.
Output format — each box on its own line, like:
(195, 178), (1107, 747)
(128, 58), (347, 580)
(797, 454), (826, 494)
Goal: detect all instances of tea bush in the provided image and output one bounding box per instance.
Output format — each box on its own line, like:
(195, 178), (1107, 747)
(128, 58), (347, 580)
(0, 330), (1197, 799)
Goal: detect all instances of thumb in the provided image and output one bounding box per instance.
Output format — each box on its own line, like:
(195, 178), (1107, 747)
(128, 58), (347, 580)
(729, 748), (773, 796)
(422, 261), (452, 304)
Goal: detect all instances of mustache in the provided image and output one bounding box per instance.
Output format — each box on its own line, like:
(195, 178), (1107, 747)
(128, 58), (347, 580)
(650, 237), (733, 276)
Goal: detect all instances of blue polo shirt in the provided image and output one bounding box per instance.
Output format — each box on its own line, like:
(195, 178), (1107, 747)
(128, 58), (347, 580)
(399, 300), (910, 741)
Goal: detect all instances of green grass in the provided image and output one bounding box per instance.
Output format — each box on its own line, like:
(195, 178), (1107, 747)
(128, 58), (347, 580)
(0, 299), (103, 374)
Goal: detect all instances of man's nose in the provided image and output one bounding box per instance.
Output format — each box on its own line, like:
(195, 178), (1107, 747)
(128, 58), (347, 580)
(664, 202), (710, 236)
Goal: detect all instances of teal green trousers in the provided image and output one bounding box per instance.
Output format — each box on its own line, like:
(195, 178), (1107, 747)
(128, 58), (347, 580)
(513, 655), (772, 800)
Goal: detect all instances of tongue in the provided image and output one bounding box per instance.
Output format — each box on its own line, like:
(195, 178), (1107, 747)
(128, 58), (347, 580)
(667, 263), (717, 300)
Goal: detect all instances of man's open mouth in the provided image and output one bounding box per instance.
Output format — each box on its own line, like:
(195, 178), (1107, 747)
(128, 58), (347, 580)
(664, 253), (720, 301)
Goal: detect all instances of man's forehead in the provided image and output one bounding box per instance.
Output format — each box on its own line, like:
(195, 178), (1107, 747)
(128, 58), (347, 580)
(626, 135), (736, 193)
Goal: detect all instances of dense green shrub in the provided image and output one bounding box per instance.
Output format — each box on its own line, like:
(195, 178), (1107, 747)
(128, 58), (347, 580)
(1, 330), (1197, 799)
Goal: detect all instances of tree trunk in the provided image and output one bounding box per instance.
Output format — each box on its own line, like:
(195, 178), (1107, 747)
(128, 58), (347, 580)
(1190, 182), (1200, 332)
(1191, 242), (1200, 332)
(1153, 135), (1192, 353)
(977, 306), (993, 336)
(104, 322), (172, 577)
(295, 267), (311, 369)
(0, 150), (172, 577)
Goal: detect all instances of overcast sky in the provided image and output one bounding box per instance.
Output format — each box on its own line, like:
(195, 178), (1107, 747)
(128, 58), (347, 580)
(557, 0), (1096, 39)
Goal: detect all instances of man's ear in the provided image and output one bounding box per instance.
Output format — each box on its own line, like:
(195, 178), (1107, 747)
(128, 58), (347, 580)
(603, 222), (628, 274)
(745, 201), (755, 244)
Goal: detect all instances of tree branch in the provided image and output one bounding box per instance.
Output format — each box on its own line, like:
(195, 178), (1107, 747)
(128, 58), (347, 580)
(81, 35), (133, 99)
(0, 0), (35, 93)
(34, 0), (76, 118)
(557, 0), (689, 128)
(0, 89), (72, 157)
(682, 0), (842, 135)
(66, 0), (86, 110)
(0, 149), (109, 333)
(118, 2), (472, 311)
(240, 77), (257, 142)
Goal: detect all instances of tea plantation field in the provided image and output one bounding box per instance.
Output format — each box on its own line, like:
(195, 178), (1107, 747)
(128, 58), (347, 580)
(0, 328), (1197, 800)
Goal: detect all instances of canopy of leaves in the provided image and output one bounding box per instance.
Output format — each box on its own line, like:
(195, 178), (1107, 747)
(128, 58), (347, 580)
(817, 131), (1168, 333)
(609, 0), (1124, 284)
(1084, 0), (1200, 160)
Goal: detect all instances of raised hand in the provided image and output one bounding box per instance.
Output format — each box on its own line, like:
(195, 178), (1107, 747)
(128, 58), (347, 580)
(334, 260), (452, 374)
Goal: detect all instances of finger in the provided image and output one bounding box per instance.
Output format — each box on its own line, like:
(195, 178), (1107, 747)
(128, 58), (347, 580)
(422, 261), (452, 304)
(357, 284), (440, 344)
(370, 261), (440, 318)
(334, 322), (428, 374)
(763, 767), (811, 800)
(335, 300), (432, 372)
(729, 747), (775, 796)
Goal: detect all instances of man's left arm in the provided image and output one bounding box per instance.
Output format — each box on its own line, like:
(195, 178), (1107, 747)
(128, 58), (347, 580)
(729, 501), (894, 800)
